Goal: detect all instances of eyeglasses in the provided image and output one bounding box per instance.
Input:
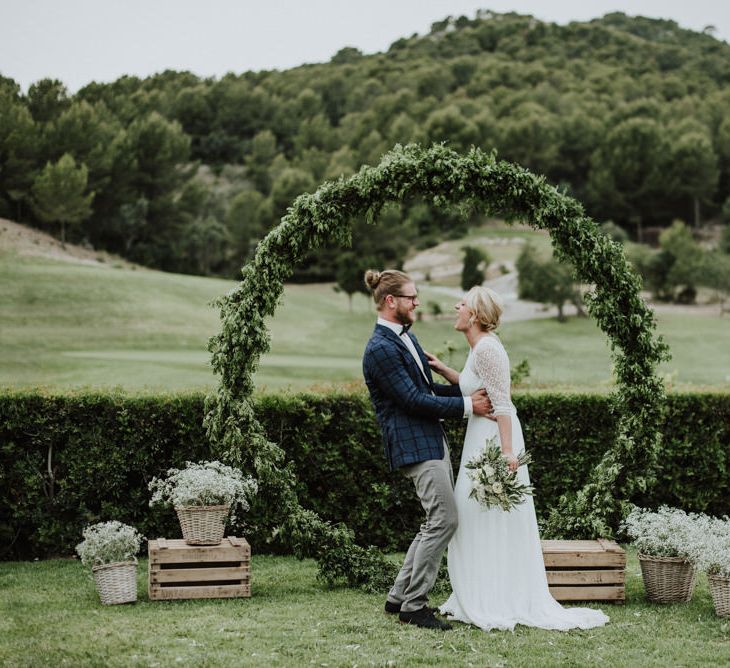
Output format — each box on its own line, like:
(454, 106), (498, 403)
(392, 294), (419, 304)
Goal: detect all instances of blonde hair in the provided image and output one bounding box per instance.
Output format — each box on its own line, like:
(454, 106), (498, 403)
(364, 269), (412, 309)
(464, 286), (503, 332)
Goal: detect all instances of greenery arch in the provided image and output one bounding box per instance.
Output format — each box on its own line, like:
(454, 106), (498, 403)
(204, 143), (669, 589)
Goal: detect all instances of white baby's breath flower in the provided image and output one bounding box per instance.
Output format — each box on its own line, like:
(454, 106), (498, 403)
(149, 461), (258, 523)
(622, 506), (730, 568)
(75, 521), (144, 568)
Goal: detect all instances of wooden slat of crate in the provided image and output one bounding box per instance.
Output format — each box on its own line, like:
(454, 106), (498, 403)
(546, 569), (625, 585)
(542, 539), (625, 568)
(149, 537), (250, 564)
(149, 537), (251, 601)
(549, 586), (625, 602)
(150, 566), (250, 584)
(151, 583), (251, 600)
(541, 539), (625, 603)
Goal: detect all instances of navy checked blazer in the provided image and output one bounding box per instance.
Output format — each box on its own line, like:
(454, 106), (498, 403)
(363, 323), (464, 471)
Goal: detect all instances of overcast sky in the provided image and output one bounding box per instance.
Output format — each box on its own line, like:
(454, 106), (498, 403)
(2, 0), (729, 93)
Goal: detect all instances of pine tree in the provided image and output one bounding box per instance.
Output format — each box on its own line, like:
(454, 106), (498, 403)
(31, 153), (94, 243)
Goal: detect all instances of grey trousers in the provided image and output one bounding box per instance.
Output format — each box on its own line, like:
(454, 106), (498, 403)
(388, 443), (458, 613)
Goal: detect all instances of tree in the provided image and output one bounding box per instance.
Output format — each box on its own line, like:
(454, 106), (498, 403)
(330, 47), (363, 65)
(26, 78), (70, 123)
(123, 112), (191, 265)
(334, 253), (369, 311)
(498, 103), (561, 176)
(30, 154), (94, 243)
(270, 167), (315, 220)
(661, 220), (704, 302)
(126, 112), (190, 200)
(45, 101), (125, 212)
(587, 118), (667, 241)
(517, 244), (583, 321)
(0, 90), (38, 219)
(461, 245), (489, 291)
(225, 189), (267, 267)
(698, 252), (730, 313)
(245, 130), (277, 193)
(173, 85), (214, 157)
(425, 105), (480, 152)
(720, 223), (730, 254)
(179, 216), (230, 275)
(630, 220), (705, 302)
(669, 131), (719, 228)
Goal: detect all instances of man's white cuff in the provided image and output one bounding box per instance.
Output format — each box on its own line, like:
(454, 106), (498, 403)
(462, 396), (473, 417)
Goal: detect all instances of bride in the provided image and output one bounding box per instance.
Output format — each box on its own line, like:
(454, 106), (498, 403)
(425, 286), (609, 632)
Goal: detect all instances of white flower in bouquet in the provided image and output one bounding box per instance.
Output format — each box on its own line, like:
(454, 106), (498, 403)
(621, 506), (708, 560)
(75, 521), (144, 567)
(149, 460), (258, 522)
(465, 437), (534, 511)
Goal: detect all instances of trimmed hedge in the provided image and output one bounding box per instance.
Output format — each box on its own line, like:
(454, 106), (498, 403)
(1, 391), (728, 560)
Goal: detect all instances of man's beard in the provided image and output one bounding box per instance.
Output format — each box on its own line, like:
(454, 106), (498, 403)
(395, 305), (414, 325)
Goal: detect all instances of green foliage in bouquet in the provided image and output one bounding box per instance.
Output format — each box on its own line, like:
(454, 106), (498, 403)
(205, 143), (668, 589)
(75, 521), (144, 567)
(466, 437), (534, 511)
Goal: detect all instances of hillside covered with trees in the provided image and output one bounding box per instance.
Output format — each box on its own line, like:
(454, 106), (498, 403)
(2, 10), (729, 279)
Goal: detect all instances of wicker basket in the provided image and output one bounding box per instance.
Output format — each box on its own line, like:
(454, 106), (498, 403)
(638, 553), (696, 603)
(92, 560), (137, 605)
(708, 574), (730, 617)
(175, 504), (230, 545)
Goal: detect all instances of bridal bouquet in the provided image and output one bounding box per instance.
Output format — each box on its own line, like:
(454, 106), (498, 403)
(465, 437), (534, 511)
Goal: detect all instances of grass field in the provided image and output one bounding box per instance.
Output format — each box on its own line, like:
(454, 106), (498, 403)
(2, 549), (729, 667)
(1, 242), (728, 393)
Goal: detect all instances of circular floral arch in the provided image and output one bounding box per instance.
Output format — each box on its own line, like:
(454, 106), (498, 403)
(204, 144), (668, 588)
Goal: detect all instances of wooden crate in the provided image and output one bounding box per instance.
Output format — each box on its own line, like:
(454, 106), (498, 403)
(541, 539), (625, 603)
(148, 536), (251, 601)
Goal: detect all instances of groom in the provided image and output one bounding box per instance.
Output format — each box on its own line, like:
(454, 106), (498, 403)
(362, 269), (492, 631)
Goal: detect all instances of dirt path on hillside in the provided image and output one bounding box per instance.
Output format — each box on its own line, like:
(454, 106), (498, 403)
(428, 272), (581, 322)
(428, 272), (725, 322)
(0, 218), (133, 268)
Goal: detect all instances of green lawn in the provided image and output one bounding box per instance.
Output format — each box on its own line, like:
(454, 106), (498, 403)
(1, 252), (728, 393)
(2, 550), (729, 667)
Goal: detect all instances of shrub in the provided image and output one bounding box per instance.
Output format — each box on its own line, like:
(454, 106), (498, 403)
(0, 390), (728, 559)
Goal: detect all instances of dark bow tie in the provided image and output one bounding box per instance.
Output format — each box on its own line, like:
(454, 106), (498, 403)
(399, 323), (412, 336)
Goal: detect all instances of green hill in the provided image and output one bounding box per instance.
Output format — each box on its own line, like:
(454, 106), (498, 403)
(2, 222), (727, 393)
(2, 10), (729, 280)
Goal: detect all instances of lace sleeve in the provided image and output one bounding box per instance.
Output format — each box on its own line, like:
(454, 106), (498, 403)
(471, 336), (513, 416)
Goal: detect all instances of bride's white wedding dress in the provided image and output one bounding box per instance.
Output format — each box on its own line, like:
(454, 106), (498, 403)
(440, 334), (609, 631)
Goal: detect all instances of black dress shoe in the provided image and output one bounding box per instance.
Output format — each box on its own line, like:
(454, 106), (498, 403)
(384, 600), (401, 614)
(385, 601), (439, 615)
(399, 607), (452, 630)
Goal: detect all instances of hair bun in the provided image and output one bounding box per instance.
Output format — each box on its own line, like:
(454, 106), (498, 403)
(364, 269), (381, 290)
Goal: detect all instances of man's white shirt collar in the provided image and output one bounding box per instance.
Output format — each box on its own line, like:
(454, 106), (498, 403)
(377, 317), (407, 337)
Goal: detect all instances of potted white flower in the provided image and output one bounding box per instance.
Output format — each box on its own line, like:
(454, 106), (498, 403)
(688, 514), (730, 617)
(75, 521), (144, 605)
(621, 506), (698, 603)
(149, 460), (258, 545)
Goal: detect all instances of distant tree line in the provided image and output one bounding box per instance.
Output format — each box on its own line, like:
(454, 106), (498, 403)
(1, 11), (730, 279)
